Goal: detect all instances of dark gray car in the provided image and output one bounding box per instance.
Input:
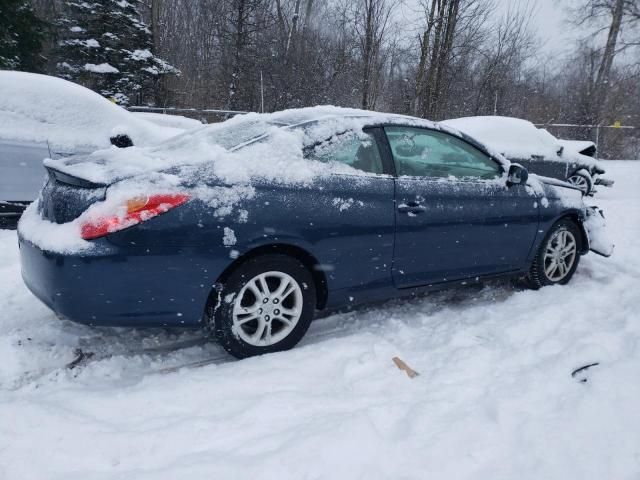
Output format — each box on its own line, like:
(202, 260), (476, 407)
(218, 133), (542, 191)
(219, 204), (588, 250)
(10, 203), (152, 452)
(441, 116), (613, 195)
(0, 140), (72, 227)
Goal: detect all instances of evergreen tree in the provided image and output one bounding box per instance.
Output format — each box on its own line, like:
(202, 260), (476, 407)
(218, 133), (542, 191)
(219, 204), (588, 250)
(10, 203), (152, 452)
(0, 0), (46, 71)
(54, 0), (177, 105)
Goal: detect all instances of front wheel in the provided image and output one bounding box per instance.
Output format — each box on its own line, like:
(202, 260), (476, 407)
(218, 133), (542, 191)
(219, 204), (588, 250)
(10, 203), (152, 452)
(526, 219), (582, 289)
(210, 254), (316, 359)
(567, 171), (593, 195)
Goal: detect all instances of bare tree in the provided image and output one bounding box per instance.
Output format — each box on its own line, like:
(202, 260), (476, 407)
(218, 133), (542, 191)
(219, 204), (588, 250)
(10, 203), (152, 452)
(573, 0), (627, 124)
(24, 0), (639, 158)
(350, 0), (395, 109)
(470, 2), (536, 116)
(412, 0), (493, 119)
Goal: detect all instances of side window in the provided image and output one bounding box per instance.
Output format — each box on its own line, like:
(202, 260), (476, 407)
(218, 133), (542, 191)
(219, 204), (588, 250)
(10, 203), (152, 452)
(384, 126), (501, 180)
(305, 130), (384, 175)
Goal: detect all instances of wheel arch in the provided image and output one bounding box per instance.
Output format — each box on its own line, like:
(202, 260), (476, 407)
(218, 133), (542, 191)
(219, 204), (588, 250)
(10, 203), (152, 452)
(214, 243), (329, 310)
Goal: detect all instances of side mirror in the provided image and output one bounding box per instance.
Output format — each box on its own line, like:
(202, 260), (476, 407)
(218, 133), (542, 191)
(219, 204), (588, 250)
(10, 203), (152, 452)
(507, 163), (528, 186)
(110, 134), (134, 148)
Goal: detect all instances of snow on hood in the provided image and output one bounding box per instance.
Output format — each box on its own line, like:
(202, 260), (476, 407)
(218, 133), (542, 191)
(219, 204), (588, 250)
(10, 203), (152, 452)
(527, 174), (585, 210)
(0, 71), (184, 152)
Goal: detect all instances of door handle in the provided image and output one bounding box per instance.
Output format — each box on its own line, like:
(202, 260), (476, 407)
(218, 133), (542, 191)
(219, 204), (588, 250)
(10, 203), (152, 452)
(398, 202), (426, 214)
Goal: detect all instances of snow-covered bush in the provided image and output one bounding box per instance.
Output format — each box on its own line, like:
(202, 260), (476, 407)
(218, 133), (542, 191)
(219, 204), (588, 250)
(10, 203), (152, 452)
(54, 0), (177, 105)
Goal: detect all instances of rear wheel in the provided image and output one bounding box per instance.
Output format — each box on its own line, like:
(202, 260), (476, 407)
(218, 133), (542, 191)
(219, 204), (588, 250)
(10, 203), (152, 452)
(527, 219), (582, 289)
(209, 254), (316, 359)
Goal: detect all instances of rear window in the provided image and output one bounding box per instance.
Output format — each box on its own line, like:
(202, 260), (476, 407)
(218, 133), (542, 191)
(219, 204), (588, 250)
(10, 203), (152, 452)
(157, 118), (286, 152)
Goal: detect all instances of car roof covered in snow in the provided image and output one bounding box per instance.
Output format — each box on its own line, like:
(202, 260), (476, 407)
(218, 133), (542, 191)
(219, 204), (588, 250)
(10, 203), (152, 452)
(0, 71), (187, 153)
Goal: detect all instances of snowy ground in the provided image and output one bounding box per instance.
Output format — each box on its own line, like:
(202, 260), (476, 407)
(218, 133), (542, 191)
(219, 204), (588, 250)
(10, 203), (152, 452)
(1, 161), (640, 480)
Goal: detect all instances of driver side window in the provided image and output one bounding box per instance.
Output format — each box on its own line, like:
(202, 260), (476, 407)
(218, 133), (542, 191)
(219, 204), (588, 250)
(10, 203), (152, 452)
(384, 126), (501, 180)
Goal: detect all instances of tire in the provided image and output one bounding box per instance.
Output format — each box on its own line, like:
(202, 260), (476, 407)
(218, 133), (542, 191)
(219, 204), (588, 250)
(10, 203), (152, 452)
(567, 171), (593, 195)
(209, 254), (316, 359)
(526, 219), (582, 289)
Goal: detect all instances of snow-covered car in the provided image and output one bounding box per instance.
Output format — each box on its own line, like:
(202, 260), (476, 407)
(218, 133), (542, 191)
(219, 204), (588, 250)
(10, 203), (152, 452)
(0, 71), (197, 227)
(441, 116), (613, 195)
(17, 106), (612, 359)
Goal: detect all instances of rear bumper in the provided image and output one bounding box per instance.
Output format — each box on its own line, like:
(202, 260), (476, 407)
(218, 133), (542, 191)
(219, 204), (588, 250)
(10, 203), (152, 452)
(18, 236), (227, 327)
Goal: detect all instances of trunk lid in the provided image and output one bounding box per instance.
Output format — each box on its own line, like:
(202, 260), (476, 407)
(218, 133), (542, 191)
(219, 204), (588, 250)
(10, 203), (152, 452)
(39, 166), (107, 224)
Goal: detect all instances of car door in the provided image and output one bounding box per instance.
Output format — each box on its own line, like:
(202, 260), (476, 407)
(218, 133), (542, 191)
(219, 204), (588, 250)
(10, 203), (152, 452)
(300, 127), (396, 303)
(384, 125), (540, 288)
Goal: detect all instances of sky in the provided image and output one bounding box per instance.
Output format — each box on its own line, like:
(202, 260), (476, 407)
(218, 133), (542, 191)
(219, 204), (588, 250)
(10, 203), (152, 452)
(495, 0), (579, 57)
(400, 0), (583, 59)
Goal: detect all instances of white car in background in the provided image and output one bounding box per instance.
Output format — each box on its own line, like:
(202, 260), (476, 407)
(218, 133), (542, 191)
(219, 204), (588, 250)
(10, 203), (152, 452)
(0, 71), (201, 227)
(441, 116), (613, 195)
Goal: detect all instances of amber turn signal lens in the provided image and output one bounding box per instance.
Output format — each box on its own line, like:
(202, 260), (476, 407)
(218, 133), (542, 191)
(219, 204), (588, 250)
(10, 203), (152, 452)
(126, 196), (149, 214)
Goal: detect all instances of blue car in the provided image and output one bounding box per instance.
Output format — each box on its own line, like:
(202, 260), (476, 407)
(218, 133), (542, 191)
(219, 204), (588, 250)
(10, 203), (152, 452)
(18, 108), (606, 358)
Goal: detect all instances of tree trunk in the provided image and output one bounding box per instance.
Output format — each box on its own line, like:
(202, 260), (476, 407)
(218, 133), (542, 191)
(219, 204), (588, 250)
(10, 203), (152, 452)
(413, 0), (438, 115)
(285, 0), (302, 59)
(591, 0), (624, 125)
(431, 0), (458, 118)
(228, 0), (247, 110)
(151, 0), (162, 52)
(361, 0), (375, 109)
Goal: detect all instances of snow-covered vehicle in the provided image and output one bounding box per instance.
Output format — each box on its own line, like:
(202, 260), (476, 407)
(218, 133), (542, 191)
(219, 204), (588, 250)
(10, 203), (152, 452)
(0, 71), (196, 227)
(17, 106), (612, 359)
(441, 116), (613, 195)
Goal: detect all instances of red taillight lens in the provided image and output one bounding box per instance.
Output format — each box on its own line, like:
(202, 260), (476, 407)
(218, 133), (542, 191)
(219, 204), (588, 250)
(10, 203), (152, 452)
(80, 193), (190, 240)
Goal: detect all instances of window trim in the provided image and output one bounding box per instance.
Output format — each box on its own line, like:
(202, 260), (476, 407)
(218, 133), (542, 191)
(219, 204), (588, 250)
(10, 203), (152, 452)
(302, 126), (394, 176)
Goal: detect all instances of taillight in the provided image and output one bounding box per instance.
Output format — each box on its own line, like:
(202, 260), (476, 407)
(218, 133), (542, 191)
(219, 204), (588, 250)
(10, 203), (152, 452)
(80, 193), (190, 240)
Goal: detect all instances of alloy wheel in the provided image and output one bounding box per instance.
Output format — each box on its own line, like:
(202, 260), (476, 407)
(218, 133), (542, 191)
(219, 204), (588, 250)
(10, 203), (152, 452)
(231, 271), (303, 346)
(543, 229), (578, 282)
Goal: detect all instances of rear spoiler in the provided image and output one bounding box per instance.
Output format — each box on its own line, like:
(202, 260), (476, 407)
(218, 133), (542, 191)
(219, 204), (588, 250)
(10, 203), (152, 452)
(45, 166), (107, 189)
